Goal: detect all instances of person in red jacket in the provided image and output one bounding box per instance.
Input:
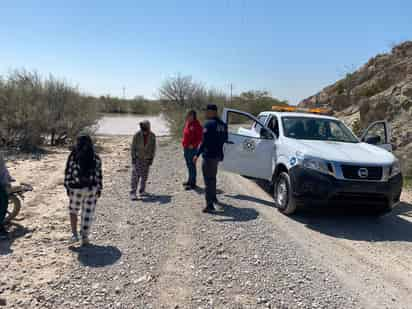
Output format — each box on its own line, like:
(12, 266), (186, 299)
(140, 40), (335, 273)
(182, 110), (203, 190)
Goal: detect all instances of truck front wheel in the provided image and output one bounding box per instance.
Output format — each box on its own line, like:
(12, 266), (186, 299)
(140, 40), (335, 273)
(274, 172), (297, 215)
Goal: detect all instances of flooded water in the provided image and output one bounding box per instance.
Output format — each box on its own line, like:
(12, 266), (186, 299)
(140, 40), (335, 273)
(96, 114), (170, 136)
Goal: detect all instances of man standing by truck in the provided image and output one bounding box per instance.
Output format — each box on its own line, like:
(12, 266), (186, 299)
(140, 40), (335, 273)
(193, 104), (228, 213)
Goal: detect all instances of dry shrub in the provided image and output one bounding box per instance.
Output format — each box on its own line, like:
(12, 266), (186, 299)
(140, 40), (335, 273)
(0, 69), (99, 150)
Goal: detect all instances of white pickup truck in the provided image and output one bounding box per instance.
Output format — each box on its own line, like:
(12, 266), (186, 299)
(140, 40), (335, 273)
(221, 108), (403, 215)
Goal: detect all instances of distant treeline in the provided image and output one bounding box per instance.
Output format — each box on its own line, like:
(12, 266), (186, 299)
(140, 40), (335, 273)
(158, 74), (289, 137)
(95, 95), (162, 115)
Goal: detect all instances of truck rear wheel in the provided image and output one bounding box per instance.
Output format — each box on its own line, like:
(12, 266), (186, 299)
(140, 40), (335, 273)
(274, 172), (297, 215)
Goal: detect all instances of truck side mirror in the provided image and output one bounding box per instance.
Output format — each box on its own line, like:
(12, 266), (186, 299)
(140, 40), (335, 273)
(364, 135), (381, 145)
(260, 128), (273, 140)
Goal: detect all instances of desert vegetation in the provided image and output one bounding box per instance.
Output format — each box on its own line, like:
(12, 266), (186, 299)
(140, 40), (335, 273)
(0, 70), (99, 150)
(0, 69), (164, 151)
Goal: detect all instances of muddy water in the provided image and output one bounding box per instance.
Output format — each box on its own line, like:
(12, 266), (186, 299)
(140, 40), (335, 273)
(96, 114), (169, 136)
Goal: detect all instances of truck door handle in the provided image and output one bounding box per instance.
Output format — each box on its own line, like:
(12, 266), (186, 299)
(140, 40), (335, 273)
(225, 140), (234, 144)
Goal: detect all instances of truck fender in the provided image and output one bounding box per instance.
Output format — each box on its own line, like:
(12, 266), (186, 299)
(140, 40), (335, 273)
(272, 156), (290, 184)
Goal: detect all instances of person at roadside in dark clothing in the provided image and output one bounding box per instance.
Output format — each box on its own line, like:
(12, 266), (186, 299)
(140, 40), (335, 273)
(182, 110), (203, 190)
(193, 104), (228, 213)
(0, 154), (12, 240)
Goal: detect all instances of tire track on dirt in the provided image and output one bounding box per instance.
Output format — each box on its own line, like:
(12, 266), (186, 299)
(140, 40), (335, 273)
(155, 191), (198, 308)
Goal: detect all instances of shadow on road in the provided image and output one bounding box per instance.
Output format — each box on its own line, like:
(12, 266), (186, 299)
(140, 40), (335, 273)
(211, 202), (259, 222)
(225, 194), (274, 208)
(0, 223), (32, 255)
(193, 187), (224, 195)
(236, 177), (412, 242)
(292, 202), (412, 242)
(140, 193), (172, 205)
(70, 244), (122, 267)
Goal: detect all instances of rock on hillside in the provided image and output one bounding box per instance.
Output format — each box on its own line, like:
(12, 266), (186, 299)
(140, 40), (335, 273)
(299, 41), (412, 174)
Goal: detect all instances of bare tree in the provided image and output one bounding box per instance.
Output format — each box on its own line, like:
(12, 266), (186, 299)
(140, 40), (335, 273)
(158, 74), (204, 108)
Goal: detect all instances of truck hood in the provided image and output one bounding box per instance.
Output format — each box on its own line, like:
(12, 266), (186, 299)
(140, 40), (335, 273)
(286, 139), (396, 165)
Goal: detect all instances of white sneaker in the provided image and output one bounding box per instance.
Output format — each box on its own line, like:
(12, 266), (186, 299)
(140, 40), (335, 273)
(215, 204), (224, 212)
(70, 234), (79, 243)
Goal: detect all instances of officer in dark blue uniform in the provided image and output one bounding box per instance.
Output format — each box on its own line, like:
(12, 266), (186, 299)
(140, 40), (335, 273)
(193, 104), (228, 213)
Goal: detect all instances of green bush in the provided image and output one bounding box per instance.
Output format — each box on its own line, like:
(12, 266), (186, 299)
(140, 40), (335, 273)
(335, 81), (345, 95)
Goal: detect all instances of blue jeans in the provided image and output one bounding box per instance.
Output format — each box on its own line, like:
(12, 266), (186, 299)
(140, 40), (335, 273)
(184, 148), (197, 185)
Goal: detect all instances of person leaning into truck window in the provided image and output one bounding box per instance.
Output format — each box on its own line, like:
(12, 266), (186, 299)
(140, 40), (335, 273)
(130, 120), (156, 201)
(0, 153), (12, 240)
(182, 110), (203, 190)
(64, 134), (103, 246)
(193, 104), (228, 213)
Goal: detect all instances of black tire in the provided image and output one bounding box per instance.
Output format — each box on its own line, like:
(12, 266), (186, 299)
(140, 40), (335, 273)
(274, 172), (297, 215)
(4, 195), (21, 224)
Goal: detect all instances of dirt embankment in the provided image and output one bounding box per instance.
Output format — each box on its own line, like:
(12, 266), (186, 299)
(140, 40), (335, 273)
(1, 136), (412, 308)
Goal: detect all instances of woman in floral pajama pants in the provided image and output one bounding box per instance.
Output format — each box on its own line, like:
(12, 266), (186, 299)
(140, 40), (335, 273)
(64, 134), (103, 246)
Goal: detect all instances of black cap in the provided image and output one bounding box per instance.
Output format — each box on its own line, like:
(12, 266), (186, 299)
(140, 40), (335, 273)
(205, 104), (218, 111)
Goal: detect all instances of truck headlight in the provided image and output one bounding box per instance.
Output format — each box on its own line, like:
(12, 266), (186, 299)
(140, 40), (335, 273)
(390, 159), (401, 178)
(302, 157), (331, 175)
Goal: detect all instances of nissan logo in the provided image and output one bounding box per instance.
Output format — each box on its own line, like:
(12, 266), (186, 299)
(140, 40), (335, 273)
(358, 167), (369, 178)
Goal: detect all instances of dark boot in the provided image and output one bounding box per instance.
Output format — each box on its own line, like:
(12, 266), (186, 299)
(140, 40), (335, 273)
(202, 204), (216, 213)
(0, 226), (9, 240)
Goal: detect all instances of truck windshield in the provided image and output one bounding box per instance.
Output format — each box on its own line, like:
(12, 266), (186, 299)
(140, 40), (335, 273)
(282, 116), (359, 143)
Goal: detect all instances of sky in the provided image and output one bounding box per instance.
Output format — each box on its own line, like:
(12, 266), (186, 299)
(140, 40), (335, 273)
(0, 0), (411, 104)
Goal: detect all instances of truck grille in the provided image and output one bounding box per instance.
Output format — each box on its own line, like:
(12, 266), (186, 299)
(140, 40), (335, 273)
(341, 165), (383, 181)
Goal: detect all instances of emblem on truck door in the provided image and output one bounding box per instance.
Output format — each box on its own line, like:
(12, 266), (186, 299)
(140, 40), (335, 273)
(358, 167), (369, 178)
(243, 139), (256, 152)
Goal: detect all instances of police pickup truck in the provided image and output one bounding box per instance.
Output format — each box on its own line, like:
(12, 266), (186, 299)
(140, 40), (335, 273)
(221, 106), (403, 215)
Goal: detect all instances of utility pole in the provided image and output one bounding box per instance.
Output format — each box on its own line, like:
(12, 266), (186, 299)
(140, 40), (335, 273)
(122, 86), (126, 99)
(229, 83), (233, 104)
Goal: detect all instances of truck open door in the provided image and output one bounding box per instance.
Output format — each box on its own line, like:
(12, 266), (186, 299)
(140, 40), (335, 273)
(221, 108), (274, 181)
(361, 120), (393, 152)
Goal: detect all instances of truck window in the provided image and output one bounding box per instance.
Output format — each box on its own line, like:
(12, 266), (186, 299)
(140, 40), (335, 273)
(227, 111), (267, 138)
(363, 122), (386, 145)
(267, 116), (279, 138)
(253, 115), (267, 133)
(282, 117), (358, 143)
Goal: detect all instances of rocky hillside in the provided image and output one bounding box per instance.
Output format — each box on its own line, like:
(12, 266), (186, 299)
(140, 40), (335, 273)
(300, 41), (412, 174)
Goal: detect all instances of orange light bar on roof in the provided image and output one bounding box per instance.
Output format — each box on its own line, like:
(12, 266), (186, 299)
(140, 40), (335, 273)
(272, 105), (330, 115)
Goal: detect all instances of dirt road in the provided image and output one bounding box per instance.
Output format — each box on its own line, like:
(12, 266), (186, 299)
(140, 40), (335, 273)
(1, 136), (411, 308)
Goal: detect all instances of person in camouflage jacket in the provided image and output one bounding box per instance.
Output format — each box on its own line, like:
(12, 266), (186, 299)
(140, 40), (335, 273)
(130, 120), (156, 200)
